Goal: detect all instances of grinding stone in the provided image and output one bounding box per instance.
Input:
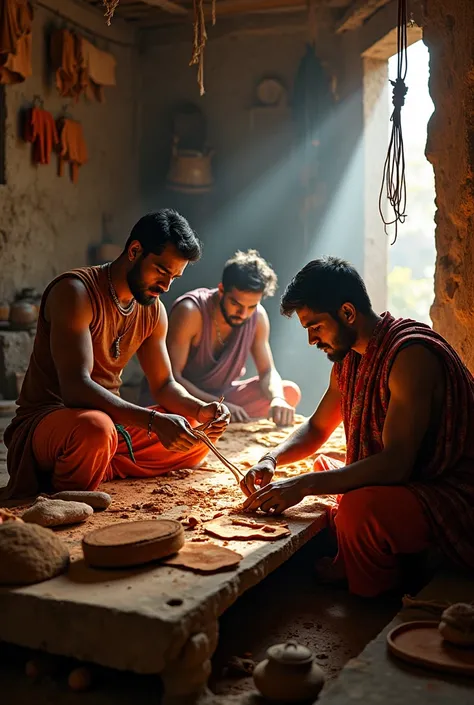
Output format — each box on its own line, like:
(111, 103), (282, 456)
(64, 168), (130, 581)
(0, 522), (69, 585)
(51, 490), (112, 510)
(82, 519), (185, 568)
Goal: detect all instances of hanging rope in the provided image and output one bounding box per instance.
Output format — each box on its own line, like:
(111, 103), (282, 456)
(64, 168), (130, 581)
(378, 0), (408, 245)
(190, 0), (217, 95)
(102, 0), (120, 27)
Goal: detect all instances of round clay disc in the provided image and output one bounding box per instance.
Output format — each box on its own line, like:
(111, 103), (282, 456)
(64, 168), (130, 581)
(82, 520), (184, 568)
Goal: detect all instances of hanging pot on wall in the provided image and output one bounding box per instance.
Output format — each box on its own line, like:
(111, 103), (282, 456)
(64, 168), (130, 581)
(166, 137), (214, 195)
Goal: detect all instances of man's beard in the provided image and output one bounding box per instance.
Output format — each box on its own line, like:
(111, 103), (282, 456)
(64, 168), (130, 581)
(127, 258), (163, 306)
(219, 297), (250, 328)
(321, 322), (357, 363)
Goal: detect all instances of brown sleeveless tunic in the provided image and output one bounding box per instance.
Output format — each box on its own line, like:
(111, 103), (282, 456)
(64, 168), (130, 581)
(2, 266), (160, 499)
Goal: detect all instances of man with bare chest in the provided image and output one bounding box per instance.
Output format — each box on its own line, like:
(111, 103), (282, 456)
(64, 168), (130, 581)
(140, 249), (301, 425)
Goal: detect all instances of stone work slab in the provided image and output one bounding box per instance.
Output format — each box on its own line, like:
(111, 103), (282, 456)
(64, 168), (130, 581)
(0, 483), (327, 698)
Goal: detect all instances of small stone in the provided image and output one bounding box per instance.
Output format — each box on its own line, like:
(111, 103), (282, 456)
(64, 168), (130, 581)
(0, 522), (69, 585)
(50, 491), (112, 511)
(22, 498), (93, 527)
(187, 515), (200, 527)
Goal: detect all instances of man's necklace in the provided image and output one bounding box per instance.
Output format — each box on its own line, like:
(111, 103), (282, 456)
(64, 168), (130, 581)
(105, 263), (136, 359)
(213, 298), (226, 346)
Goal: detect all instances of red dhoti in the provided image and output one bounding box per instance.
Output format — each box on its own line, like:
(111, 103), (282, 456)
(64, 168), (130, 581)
(315, 455), (432, 597)
(32, 406), (209, 492)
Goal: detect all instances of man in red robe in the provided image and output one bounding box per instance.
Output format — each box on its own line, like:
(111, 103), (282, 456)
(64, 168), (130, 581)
(241, 257), (474, 597)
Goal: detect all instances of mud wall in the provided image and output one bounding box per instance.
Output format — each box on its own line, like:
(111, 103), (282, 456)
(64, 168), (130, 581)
(424, 0), (474, 365)
(0, 0), (141, 304)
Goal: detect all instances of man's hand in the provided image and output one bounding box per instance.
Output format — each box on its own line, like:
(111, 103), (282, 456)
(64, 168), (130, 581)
(242, 475), (312, 514)
(152, 413), (201, 453)
(226, 403), (251, 424)
(240, 458), (275, 497)
(269, 397), (295, 427)
(198, 402), (231, 443)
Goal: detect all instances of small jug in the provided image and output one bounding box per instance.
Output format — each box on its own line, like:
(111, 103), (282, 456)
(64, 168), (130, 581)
(253, 641), (325, 702)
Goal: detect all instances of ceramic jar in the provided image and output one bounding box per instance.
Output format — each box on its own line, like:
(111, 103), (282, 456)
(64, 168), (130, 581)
(253, 641), (325, 702)
(0, 301), (10, 322)
(9, 300), (37, 328)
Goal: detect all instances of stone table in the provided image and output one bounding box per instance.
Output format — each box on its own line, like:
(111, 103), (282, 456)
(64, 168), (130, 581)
(0, 487), (328, 704)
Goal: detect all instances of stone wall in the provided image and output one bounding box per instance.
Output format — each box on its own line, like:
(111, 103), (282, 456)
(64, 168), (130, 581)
(424, 0), (474, 365)
(0, 0), (142, 304)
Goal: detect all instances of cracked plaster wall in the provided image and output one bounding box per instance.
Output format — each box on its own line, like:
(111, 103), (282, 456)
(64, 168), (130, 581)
(0, 1), (141, 304)
(424, 0), (474, 365)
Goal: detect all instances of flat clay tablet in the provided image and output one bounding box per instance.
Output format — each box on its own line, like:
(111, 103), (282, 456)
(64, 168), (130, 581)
(82, 520), (184, 568)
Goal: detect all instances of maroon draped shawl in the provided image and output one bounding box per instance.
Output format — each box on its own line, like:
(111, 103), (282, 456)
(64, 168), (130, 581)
(335, 312), (474, 569)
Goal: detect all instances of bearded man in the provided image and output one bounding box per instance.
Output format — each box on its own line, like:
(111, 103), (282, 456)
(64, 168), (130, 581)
(3, 210), (230, 499)
(241, 257), (474, 597)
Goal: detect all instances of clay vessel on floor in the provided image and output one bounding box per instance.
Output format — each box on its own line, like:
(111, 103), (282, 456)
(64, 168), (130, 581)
(253, 641), (325, 702)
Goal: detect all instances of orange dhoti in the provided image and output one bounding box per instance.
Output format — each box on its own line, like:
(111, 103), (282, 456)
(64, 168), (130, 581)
(315, 455), (432, 597)
(32, 406), (209, 493)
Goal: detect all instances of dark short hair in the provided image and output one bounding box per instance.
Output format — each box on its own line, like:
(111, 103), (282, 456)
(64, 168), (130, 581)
(281, 256), (372, 317)
(222, 249), (277, 297)
(125, 209), (202, 262)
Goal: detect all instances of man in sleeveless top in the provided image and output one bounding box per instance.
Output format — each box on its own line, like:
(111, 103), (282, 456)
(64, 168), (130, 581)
(139, 249), (301, 425)
(241, 257), (474, 597)
(2, 210), (230, 499)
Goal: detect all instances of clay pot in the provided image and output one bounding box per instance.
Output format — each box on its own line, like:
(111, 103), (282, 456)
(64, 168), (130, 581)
(9, 300), (37, 328)
(253, 641), (325, 703)
(166, 140), (214, 194)
(0, 301), (10, 322)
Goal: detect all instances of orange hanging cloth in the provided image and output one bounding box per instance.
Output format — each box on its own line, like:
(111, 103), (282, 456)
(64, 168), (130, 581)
(0, 0), (32, 84)
(24, 107), (58, 165)
(0, 0), (29, 55)
(57, 118), (88, 183)
(50, 28), (82, 100)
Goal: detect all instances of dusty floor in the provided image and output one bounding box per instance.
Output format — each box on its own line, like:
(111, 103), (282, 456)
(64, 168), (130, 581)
(0, 414), (398, 702)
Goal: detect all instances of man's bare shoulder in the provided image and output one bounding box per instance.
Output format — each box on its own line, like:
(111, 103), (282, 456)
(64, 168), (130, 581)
(170, 297), (202, 322)
(390, 343), (443, 389)
(45, 276), (92, 322)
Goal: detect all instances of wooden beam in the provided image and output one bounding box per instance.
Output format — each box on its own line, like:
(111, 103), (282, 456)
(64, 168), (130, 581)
(336, 0), (393, 33)
(139, 0), (188, 14)
(207, 0), (307, 17)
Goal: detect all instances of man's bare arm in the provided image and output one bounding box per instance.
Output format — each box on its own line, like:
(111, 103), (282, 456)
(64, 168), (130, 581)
(240, 367), (343, 495)
(137, 301), (204, 419)
(166, 300), (219, 404)
(251, 307), (285, 401)
(243, 344), (442, 511)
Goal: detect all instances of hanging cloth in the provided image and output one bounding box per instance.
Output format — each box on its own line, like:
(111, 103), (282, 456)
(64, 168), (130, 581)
(24, 107), (59, 165)
(57, 117), (88, 184)
(0, 0), (32, 84)
(79, 37), (116, 103)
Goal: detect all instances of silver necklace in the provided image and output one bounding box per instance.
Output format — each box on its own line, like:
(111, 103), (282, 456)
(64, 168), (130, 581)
(213, 296), (226, 346)
(105, 263), (136, 359)
(106, 263), (136, 316)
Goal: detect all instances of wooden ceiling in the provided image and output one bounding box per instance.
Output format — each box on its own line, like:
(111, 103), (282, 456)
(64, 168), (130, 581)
(80, 0), (388, 31)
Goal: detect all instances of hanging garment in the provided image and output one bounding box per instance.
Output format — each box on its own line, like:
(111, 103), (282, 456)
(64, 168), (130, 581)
(0, 30), (32, 83)
(57, 117), (88, 183)
(0, 0), (30, 56)
(0, 0), (32, 84)
(79, 37), (116, 103)
(24, 107), (58, 165)
(50, 28), (83, 100)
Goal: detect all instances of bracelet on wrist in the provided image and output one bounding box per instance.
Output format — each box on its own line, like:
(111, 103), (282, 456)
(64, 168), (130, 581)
(147, 409), (158, 438)
(258, 452), (278, 469)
